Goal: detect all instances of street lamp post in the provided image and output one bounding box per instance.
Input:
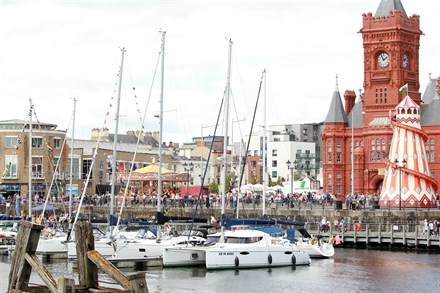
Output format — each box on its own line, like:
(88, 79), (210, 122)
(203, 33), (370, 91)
(286, 160), (299, 197)
(394, 159), (407, 210)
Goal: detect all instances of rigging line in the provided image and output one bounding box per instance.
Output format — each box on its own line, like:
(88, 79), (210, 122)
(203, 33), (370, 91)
(68, 61), (125, 240)
(166, 50), (189, 142)
(113, 50), (162, 236)
(125, 53), (145, 128)
(231, 47), (252, 120)
(230, 89), (245, 142)
(38, 111), (74, 223)
(187, 87), (227, 241)
(29, 101), (67, 219)
(238, 70), (264, 190)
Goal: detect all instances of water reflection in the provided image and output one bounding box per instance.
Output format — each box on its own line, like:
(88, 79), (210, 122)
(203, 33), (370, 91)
(1, 249), (439, 293)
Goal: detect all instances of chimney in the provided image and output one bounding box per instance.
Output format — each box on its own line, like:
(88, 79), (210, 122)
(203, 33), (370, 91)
(344, 90), (356, 116)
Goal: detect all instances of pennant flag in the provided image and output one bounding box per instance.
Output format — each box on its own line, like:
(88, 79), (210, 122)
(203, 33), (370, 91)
(15, 194), (19, 216)
(300, 180), (306, 188)
(119, 175), (125, 186)
(399, 83), (408, 94)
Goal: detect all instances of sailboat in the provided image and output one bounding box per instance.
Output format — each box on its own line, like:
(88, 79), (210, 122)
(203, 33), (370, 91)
(162, 39), (237, 267)
(205, 65), (311, 270)
(68, 32), (208, 261)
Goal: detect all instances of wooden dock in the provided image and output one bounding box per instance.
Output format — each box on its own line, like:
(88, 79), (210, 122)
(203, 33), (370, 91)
(8, 220), (149, 293)
(307, 223), (440, 248)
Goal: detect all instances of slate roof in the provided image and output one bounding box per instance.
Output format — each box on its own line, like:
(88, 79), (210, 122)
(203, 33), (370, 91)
(422, 78), (438, 105)
(324, 84), (348, 124)
(347, 101), (364, 128)
(108, 133), (159, 147)
(421, 92), (440, 125)
(374, 0), (407, 18)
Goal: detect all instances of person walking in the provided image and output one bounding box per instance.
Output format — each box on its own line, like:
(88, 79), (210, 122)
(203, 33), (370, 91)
(423, 219), (429, 234)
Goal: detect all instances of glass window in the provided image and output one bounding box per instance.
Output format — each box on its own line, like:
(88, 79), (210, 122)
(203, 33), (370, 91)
(54, 137), (62, 149)
(3, 155), (18, 178)
(271, 171), (277, 178)
(82, 159), (93, 180)
(272, 160), (277, 167)
(32, 156), (44, 178)
(32, 137), (43, 148)
(336, 153), (341, 162)
(66, 156), (81, 180)
(5, 136), (18, 148)
(272, 149), (277, 156)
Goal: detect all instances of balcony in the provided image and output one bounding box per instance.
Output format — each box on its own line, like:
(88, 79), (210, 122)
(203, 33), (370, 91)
(299, 164), (316, 170)
(296, 153), (316, 159)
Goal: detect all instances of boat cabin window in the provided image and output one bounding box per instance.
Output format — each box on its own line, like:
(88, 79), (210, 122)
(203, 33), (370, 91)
(225, 236), (262, 243)
(206, 236), (221, 243)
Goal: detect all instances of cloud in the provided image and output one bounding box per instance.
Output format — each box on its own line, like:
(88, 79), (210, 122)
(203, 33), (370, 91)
(0, 0), (439, 144)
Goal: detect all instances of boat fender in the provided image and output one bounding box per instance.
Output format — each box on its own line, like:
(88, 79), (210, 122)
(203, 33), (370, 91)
(235, 256), (239, 267)
(310, 237), (318, 245)
(268, 254), (272, 264)
(292, 255), (296, 265)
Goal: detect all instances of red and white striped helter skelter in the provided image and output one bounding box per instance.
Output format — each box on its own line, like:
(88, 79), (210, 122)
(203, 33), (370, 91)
(379, 94), (438, 208)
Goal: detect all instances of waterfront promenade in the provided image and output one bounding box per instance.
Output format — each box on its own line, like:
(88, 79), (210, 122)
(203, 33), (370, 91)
(2, 200), (439, 249)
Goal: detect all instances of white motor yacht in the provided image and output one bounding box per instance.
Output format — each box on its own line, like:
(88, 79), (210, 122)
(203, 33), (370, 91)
(205, 229), (311, 270)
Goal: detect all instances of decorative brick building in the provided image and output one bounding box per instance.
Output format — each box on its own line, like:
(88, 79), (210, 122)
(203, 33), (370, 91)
(322, 0), (440, 204)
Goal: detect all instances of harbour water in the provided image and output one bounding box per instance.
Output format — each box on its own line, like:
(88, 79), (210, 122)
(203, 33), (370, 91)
(1, 248), (439, 292)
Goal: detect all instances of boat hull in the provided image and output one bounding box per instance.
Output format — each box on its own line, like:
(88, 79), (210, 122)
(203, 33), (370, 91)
(296, 242), (335, 258)
(163, 245), (210, 267)
(205, 244), (310, 270)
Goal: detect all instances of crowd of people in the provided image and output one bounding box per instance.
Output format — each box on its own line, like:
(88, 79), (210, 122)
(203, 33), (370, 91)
(423, 219), (439, 236)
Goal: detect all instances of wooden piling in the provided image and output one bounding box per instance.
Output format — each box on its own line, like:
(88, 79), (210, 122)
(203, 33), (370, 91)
(8, 220), (44, 292)
(8, 220), (149, 292)
(75, 221), (99, 289)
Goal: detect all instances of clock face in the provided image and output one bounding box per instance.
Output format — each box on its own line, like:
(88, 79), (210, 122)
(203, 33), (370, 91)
(403, 53), (409, 68)
(378, 52), (390, 68)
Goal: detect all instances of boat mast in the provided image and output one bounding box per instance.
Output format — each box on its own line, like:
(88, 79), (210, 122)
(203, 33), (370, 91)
(110, 48), (126, 230)
(221, 39), (233, 241)
(262, 69), (267, 217)
(68, 98), (77, 229)
(28, 98), (33, 220)
(157, 30), (166, 216)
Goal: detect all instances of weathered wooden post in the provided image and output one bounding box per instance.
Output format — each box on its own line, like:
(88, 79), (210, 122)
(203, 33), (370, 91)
(8, 220), (44, 292)
(75, 221), (99, 289)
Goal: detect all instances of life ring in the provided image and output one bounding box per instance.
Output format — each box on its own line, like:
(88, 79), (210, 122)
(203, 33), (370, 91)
(234, 256), (239, 267)
(268, 254), (272, 264)
(310, 237), (318, 245)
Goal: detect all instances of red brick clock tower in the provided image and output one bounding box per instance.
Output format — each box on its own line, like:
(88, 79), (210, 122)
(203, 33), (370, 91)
(361, 4), (422, 120)
(322, 0), (440, 200)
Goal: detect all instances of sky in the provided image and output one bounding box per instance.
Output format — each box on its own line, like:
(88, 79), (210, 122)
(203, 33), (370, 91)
(0, 0), (439, 145)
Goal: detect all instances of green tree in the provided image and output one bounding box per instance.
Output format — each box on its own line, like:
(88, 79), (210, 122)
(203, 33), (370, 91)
(276, 176), (283, 186)
(251, 175), (258, 185)
(268, 174), (273, 187)
(209, 180), (219, 194)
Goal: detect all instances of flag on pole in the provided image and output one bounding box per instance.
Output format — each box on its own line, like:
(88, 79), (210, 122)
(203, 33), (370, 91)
(399, 83), (408, 94)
